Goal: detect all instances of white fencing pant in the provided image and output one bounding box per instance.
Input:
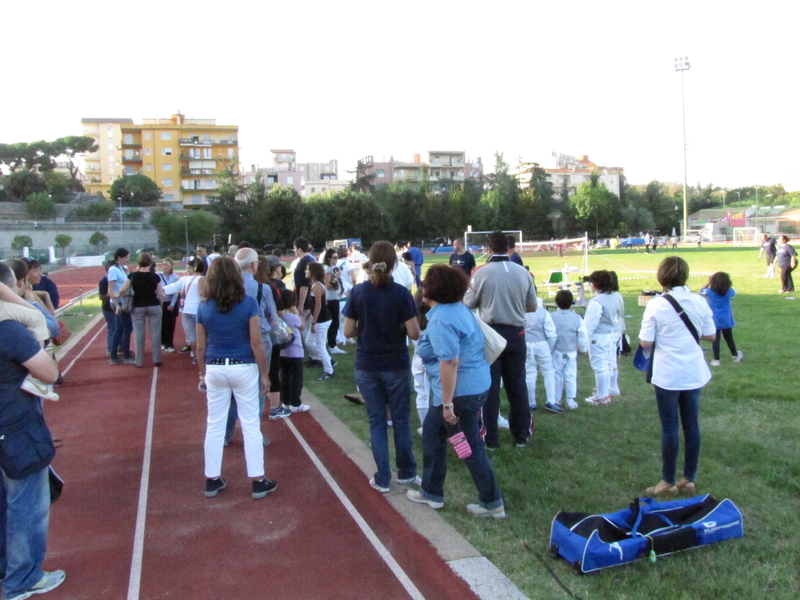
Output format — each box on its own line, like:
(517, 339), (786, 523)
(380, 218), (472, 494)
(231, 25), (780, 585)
(307, 321), (333, 375)
(301, 311), (321, 360)
(588, 333), (615, 400)
(337, 298), (348, 345)
(609, 334), (622, 395)
(525, 340), (556, 407)
(552, 350), (578, 403)
(204, 363), (264, 479)
(411, 343), (431, 424)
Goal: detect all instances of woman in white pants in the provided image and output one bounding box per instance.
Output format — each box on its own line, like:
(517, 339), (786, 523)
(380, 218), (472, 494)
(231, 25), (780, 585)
(196, 257), (276, 499)
(307, 262), (334, 380)
(584, 271), (622, 406)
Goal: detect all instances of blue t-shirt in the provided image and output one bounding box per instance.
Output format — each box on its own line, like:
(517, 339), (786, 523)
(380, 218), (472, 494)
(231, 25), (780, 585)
(408, 246), (424, 266)
(701, 287), (736, 330)
(342, 281), (417, 371)
(196, 295), (260, 362)
(416, 303), (490, 406)
(0, 321), (44, 429)
(509, 252), (523, 266)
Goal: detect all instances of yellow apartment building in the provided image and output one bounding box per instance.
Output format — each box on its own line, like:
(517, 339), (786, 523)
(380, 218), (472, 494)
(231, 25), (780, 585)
(81, 112), (238, 208)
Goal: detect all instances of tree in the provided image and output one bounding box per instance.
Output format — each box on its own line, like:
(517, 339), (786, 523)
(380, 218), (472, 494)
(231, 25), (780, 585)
(69, 202), (115, 221)
(54, 234), (72, 259)
(570, 173), (622, 238)
(0, 141), (57, 172)
(42, 171), (76, 202)
(11, 235), (33, 250)
(153, 210), (217, 249)
(51, 136), (98, 191)
(208, 161), (249, 241)
(349, 160), (376, 193)
(89, 232), (108, 252)
(109, 173), (162, 206)
(25, 192), (57, 219)
(3, 168), (47, 200)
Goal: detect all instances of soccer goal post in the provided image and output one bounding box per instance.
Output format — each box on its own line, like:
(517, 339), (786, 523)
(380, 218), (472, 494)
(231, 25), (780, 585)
(733, 227), (760, 247)
(463, 231), (590, 274)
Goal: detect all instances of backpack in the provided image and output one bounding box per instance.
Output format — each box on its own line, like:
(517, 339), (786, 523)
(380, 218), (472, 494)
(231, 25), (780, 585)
(257, 283), (295, 350)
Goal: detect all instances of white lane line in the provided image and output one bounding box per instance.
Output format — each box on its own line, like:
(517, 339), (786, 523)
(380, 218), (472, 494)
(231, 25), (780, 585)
(60, 325), (105, 377)
(126, 367), (159, 600)
(284, 418), (425, 600)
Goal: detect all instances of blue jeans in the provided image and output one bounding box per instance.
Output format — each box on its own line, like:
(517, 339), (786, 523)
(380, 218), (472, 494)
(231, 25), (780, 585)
(485, 325), (530, 447)
(420, 391), (503, 509)
(110, 310), (132, 360)
(0, 467), (50, 598)
(103, 308), (116, 354)
(654, 386), (702, 483)
(355, 369), (417, 488)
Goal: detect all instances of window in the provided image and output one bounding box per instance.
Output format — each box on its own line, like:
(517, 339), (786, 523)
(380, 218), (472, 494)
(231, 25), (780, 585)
(189, 148), (199, 158)
(144, 132), (151, 140)
(286, 176), (294, 184)
(124, 134), (133, 144)
(470, 170), (479, 178)
(163, 163), (172, 171)
(228, 134), (234, 143)
(193, 180), (200, 189)
(228, 148), (234, 158)
(124, 149), (134, 159)
(376, 169), (385, 178)
(192, 194), (201, 205)
(203, 134), (211, 143)
(108, 142), (114, 150)
(203, 148), (212, 159)
(145, 148), (152, 156)
(107, 125), (113, 132)
(162, 148), (173, 156)
(205, 179), (214, 189)
(161, 132), (172, 140)
(162, 179), (173, 187)
(163, 194), (174, 202)
(311, 187), (316, 194)
(146, 164), (152, 171)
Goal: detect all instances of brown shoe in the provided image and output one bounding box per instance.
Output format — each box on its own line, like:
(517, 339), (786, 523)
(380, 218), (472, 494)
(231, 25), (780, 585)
(344, 393), (364, 405)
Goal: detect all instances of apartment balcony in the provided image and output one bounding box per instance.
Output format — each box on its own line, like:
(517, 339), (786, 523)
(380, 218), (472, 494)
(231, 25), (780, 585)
(181, 168), (215, 176)
(121, 154), (142, 162)
(121, 142), (141, 148)
(180, 138), (237, 146)
(85, 166), (101, 172)
(182, 182), (218, 191)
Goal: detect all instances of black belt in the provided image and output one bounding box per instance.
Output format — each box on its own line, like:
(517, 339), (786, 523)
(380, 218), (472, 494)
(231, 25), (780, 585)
(207, 358), (249, 365)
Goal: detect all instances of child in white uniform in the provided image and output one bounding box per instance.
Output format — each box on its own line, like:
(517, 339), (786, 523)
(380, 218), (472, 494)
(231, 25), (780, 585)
(608, 271), (626, 397)
(584, 271), (622, 406)
(524, 299), (558, 412)
(550, 290), (588, 409)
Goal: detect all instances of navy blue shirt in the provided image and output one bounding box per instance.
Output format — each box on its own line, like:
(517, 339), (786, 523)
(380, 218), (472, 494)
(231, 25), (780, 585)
(33, 276), (59, 309)
(509, 252), (523, 266)
(449, 251), (476, 276)
(0, 321), (45, 429)
(343, 281), (417, 371)
(197, 296), (260, 362)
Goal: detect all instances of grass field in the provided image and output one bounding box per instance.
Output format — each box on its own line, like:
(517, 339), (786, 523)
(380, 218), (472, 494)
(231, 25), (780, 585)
(304, 245), (799, 600)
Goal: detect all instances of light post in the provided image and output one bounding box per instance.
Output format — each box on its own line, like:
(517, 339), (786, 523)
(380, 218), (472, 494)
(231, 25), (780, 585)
(117, 196), (123, 232)
(675, 56), (691, 241)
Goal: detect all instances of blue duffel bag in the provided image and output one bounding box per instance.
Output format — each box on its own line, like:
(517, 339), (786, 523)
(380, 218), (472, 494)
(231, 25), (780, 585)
(549, 494), (744, 574)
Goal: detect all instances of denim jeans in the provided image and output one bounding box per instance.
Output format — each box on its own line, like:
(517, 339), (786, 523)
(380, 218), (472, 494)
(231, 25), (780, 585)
(103, 308), (116, 354)
(355, 369), (417, 488)
(110, 310), (132, 360)
(654, 386), (702, 484)
(132, 305), (163, 367)
(420, 392), (503, 509)
(485, 325), (530, 447)
(0, 467), (50, 598)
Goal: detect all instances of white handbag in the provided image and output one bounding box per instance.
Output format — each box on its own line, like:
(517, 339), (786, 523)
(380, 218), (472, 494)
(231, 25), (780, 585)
(473, 313), (507, 364)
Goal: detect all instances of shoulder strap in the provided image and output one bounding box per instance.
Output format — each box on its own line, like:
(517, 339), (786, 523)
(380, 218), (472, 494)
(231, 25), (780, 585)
(256, 281), (263, 304)
(661, 294), (699, 344)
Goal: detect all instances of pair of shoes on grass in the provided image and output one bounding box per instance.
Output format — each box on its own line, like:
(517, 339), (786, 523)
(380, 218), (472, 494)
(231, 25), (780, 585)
(406, 489), (506, 518)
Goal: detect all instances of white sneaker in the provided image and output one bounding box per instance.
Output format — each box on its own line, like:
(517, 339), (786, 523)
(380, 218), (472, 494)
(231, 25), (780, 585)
(417, 427), (423, 436)
(710, 359), (720, 367)
(407, 489), (443, 509)
(346, 338), (356, 345)
(609, 389), (621, 397)
(329, 346), (346, 354)
(369, 478), (389, 493)
(732, 351), (743, 363)
(20, 377), (60, 401)
(466, 503), (506, 519)
(497, 415), (510, 429)
(397, 475), (421, 486)
(585, 395), (609, 406)
(566, 399), (579, 410)
(287, 404), (310, 413)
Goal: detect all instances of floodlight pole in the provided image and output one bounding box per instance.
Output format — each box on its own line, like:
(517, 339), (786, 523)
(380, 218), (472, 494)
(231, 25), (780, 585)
(675, 56), (690, 241)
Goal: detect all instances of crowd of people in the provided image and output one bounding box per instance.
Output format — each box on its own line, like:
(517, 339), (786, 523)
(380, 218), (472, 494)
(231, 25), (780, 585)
(0, 228), (791, 599)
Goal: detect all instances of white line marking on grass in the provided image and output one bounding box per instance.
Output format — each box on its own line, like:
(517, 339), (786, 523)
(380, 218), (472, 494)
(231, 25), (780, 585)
(284, 418), (425, 600)
(127, 368), (159, 600)
(60, 325), (105, 377)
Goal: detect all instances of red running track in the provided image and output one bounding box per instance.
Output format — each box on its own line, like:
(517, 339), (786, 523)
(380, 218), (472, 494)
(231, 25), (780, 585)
(41, 267), (480, 600)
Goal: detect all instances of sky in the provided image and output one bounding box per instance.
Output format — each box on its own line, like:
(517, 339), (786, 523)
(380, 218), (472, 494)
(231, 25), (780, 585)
(3, 1), (798, 191)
